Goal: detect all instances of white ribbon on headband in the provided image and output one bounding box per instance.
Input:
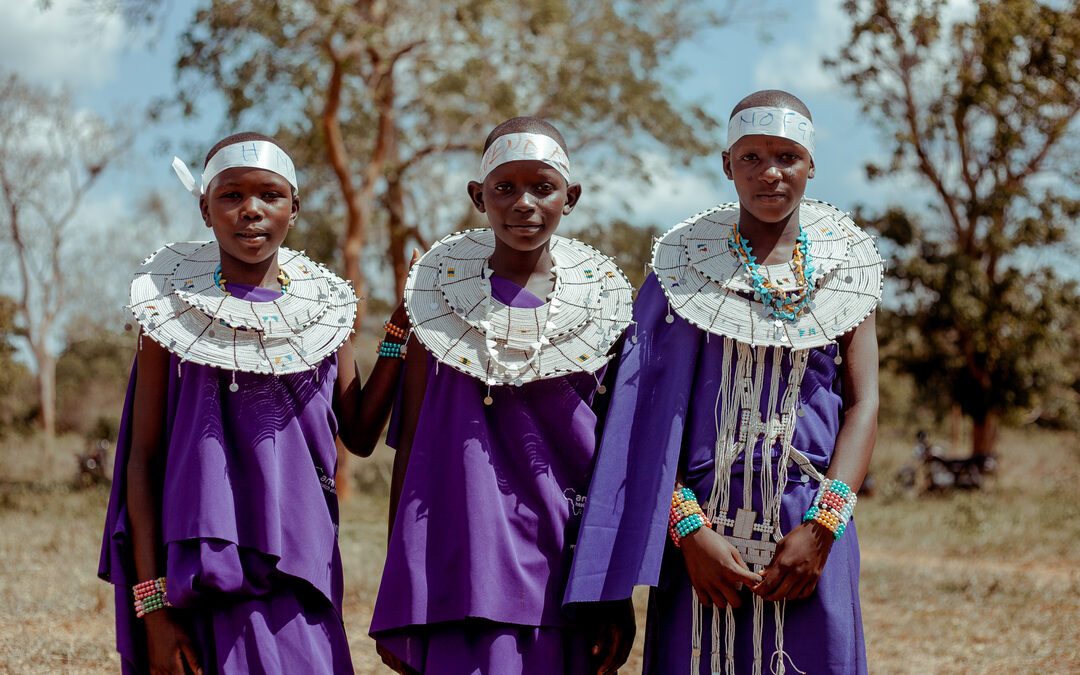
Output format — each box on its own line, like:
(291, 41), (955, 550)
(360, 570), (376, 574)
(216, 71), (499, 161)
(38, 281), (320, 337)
(171, 140), (299, 198)
(726, 106), (815, 160)
(480, 132), (571, 182)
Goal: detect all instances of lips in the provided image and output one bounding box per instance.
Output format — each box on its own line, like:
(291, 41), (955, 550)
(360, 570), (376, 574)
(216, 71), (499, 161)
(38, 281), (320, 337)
(237, 231), (269, 240)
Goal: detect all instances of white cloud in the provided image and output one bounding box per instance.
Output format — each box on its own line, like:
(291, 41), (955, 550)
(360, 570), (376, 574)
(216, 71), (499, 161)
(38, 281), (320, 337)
(0, 0), (125, 86)
(753, 1), (850, 95)
(754, 0), (979, 96)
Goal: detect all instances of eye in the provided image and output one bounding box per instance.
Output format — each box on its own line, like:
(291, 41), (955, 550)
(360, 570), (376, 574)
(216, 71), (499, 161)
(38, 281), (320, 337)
(263, 191), (284, 200)
(493, 182), (513, 194)
(739, 152), (758, 161)
(535, 182), (556, 194)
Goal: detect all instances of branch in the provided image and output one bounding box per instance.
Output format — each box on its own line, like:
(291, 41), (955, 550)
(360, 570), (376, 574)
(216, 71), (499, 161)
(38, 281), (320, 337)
(399, 142), (473, 173)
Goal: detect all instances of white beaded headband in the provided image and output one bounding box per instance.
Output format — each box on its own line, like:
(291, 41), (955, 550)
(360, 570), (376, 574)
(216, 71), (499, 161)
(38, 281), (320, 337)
(171, 140), (299, 198)
(479, 132), (571, 182)
(726, 106), (815, 160)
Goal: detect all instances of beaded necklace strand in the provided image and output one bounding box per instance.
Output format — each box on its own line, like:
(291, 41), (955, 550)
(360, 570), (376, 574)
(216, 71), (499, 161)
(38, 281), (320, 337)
(728, 223), (815, 321)
(214, 264), (291, 295)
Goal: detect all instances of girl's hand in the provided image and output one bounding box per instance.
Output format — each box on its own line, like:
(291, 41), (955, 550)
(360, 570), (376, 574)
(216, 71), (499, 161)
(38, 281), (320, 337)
(585, 598), (636, 674)
(144, 611), (202, 675)
(751, 521), (833, 602)
(680, 527), (762, 608)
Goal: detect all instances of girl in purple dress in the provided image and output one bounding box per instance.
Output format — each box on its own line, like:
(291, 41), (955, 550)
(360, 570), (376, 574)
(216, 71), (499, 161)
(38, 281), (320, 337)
(565, 90), (883, 674)
(370, 117), (636, 675)
(99, 132), (406, 674)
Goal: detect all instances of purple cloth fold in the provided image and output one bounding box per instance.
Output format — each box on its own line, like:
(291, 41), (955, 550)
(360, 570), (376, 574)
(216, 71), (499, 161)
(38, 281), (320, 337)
(99, 282), (352, 674)
(371, 275), (602, 671)
(565, 274), (865, 673)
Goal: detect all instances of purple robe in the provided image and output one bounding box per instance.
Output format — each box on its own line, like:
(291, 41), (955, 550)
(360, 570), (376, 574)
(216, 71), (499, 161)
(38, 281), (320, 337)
(98, 283), (354, 674)
(565, 275), (866, 674)
(371, 276), (602, 674)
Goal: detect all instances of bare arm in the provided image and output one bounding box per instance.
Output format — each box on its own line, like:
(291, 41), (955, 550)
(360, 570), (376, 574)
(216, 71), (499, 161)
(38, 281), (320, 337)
(336, 250), (421, 457)
(334, 302), (409, 458)
(826, 310), (880, 490)
(126, 334), (202, 674)
(753, 311), (879, 602)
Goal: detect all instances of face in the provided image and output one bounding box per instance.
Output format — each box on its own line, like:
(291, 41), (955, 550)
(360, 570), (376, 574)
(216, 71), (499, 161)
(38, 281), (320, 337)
(200, 167), (299, 267)
(467, 159), (581, 253)
(722, 134), (814, 227)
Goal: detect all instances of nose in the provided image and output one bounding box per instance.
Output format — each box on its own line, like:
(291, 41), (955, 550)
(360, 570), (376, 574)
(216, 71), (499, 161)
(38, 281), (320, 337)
(240, 195), (264, 220)
(761, 164), (782, 183)
(513, 191), (536, 213)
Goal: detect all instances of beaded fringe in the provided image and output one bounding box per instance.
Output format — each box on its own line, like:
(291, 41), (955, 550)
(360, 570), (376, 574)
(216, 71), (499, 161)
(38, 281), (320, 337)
(691, 338), (821, 675)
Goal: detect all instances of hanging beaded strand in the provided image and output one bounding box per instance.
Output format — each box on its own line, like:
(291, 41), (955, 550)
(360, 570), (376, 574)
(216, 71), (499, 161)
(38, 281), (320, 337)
(728, 224), (816, 321)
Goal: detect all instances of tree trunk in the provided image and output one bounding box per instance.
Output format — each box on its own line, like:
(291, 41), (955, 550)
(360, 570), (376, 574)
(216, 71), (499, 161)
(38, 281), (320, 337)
(385, 173), (409, 299)
(971, 409), (999, 456)
(33, 346), (56, 439)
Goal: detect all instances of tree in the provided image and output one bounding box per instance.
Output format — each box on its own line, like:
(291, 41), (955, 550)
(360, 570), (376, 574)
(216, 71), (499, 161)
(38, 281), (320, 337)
(175, 0), (740, 327)
(828, 0), (1080, 454)
(0, 73), (123, 438)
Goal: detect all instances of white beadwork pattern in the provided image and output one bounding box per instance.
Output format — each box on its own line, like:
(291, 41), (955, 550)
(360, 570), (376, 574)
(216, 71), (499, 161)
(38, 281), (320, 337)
(129, 242), (357, 374)
(404, 229), (633, 386)
(652, 198), (883, 349)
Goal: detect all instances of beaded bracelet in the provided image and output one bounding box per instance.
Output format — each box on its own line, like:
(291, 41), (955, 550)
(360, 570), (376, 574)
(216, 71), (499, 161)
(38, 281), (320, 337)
(377, 340), (407, 359)
(384, 321), (408, 340)
(669, 483), (710, 547)
(803, 478), (858, 540)
(132, 577), (171, 618)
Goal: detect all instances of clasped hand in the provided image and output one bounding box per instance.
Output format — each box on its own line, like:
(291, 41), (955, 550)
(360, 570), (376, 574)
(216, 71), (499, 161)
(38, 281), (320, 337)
(682, 521), (833, 607)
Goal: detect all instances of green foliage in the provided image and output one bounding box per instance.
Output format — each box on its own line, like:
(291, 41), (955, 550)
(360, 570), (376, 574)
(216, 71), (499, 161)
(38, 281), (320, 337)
(54, 325), (134, 440)
(830, 0), (1080, 447)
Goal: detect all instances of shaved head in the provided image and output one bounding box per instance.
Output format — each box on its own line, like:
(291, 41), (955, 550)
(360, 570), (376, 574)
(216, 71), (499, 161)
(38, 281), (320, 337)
(730, 90), (812, 122)
(483, 117), (569, 153)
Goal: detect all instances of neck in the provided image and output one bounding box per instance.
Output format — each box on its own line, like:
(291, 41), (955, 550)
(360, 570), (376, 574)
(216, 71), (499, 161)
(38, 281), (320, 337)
(218, 248), (281, 290)
(737, 209), (801, 265)
(488, 240), (554, 296)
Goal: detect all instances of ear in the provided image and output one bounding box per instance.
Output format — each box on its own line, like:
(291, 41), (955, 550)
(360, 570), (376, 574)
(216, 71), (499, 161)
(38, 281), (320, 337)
(467, 181), (486, 213)
(199, 195), (212, 227)
(807, 157), (815, 180)
(562, 182), (582, 215)
(289, 193), (300, 228)
(722, 151), (733, 180)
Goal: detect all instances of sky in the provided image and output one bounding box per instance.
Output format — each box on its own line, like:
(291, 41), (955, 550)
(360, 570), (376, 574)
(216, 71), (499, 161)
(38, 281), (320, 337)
(1, 0), (923, 238)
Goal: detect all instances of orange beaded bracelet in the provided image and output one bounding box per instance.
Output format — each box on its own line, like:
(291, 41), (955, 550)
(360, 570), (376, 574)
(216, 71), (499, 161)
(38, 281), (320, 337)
(384, 321), (408, 340)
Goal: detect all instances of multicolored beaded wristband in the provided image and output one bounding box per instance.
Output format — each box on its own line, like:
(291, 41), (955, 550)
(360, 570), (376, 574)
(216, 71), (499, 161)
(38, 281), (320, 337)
(669, 484), (710, 547)
(377, 340), (407, 359)
(132, 577), (171, 618)
(803, 478), (858, 540)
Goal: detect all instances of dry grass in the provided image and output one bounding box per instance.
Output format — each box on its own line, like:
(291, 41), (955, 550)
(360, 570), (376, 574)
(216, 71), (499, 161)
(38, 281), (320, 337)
(1, 426), (1078, 673)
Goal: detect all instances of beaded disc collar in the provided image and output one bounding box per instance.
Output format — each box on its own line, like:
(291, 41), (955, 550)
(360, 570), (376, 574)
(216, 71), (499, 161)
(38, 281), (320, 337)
(128, 241), (357, 374)
(652, 198), (883, 349)
(404, 229), (634, 386)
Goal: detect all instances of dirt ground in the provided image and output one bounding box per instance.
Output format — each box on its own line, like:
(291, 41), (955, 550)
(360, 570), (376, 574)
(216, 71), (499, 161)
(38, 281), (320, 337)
(1, 426), (1077, 674)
